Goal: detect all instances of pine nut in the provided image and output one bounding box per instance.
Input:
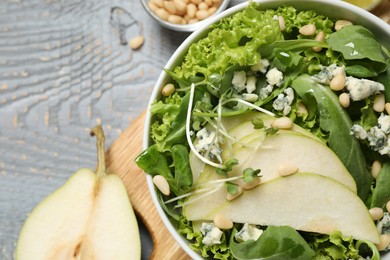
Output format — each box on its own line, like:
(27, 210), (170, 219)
(168, 14), (183, 24)
(195, 10), (209, 20)
(369, 207), (384, 221)
(242, 178), (261, 190)
(208, 6), (217, 15)
(205, 0), (213, 6)
(312, 31), (325, 52)
(226, 186), (243, 201)
(278, 16), (286, 31)
(155, 8), (170, 20)
(129, 36), (144, 50)
(151, 0), (164, 8)
(371, 160), (382, 179)
(162, 83), (175, 96)
(174, 0), (187, 13)
(373, 94), (385, 112)
(335, 20), (353, 31)
(153, 175), (170, 196)
(191, 0), (201, 4)
(299, 24), (316, 36)
(297, 102), (308, 116)
(385, 103), (390, 115)
(188, 18), (199, 24)
(387, 200), (390, 213)
(212, 0), (221, 4)
(330, 74), (346, 91)
(213, 214), (233, 229)
(148, 2), (159, 12)
(278, 163), (298, 177)
(198, 2), (209, 10)
(187, 3), (197, 18)
(164, 1), (177, 15)
(377, 234), (390, 251)
(339, 93), (350, 108)
(271, 117), (293, 130)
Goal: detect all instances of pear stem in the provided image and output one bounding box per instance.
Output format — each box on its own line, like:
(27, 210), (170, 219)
(90, 125), (106, 178)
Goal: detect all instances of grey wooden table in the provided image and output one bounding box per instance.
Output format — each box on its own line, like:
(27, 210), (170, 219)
(0, 0), (243, 258)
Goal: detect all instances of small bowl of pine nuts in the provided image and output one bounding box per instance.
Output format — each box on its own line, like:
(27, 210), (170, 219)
(141, 0), (231, 32)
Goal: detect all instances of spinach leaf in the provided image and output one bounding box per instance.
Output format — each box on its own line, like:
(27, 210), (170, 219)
(135, 144), (193, 195)
(135, 144), (180, 195)
(291, 74), (372, 200)
(259, 39), (329, 60)
(327, 25), (388, 77)
(370, 161), (390, 209)
(161, 87), (206, 151)
(171, 144), (193, 193)
(230, 226), (314, 260)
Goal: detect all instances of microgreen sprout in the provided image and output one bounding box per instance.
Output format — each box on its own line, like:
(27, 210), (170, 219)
(243, 168), (262, 183)
(251, 118), (265, 129)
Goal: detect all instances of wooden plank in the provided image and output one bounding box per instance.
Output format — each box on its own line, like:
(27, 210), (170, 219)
(106, 111), (191, 259)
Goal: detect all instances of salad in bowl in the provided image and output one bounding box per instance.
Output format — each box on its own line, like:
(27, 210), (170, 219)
(136, 0), (390, 259)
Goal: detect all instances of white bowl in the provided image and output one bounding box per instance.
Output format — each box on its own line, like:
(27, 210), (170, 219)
(141, 0), (231, 32)
(143, 0), (390, 259)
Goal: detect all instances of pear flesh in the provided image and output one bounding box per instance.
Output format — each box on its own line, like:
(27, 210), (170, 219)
(225, 131), (357, 192)
(183, 173), (379, 244)
(15, 126), (141, 260)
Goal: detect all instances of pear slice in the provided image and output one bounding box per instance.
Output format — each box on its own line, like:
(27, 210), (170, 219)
(15, 126), (141, 260)
(222, 111), (323, 142)
(183, 173), (379, 244)
(224, 131), (357, 192)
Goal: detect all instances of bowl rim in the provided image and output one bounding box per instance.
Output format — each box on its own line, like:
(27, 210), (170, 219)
(142, 0), (390, 258)
(140, 0), (232, 32)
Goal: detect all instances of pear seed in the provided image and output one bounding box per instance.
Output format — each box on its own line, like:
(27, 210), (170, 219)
(213, 214), (233, 230)
(377, 234), (390, 251)
(369, 207), (384, 221)
(153, 175), (170, 196)
(271, 117), (293, 130)
(278, 163), (298, 177)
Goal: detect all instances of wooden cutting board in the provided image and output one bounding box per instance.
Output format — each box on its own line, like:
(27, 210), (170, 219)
(105, 111), (191, 260)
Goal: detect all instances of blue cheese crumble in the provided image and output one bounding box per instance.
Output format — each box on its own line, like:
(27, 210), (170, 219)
(200, 223), (223, 246)
(266, 67), (283, 87)
(351, 114), (390, 156)
(251, 58), (270, 73)
(377, 212), (390, 251)
(235, 223), (263, 242)
(312, 64), (345, 84)
(232, 71), (247, 92)
(195, 128), (222, 163)
(273, 87), (294, 115)
(346, 77), (384, 101)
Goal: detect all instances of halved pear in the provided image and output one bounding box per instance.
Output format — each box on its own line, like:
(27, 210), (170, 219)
(15, 126), (141, 260)
(183, 173), (379, 244)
